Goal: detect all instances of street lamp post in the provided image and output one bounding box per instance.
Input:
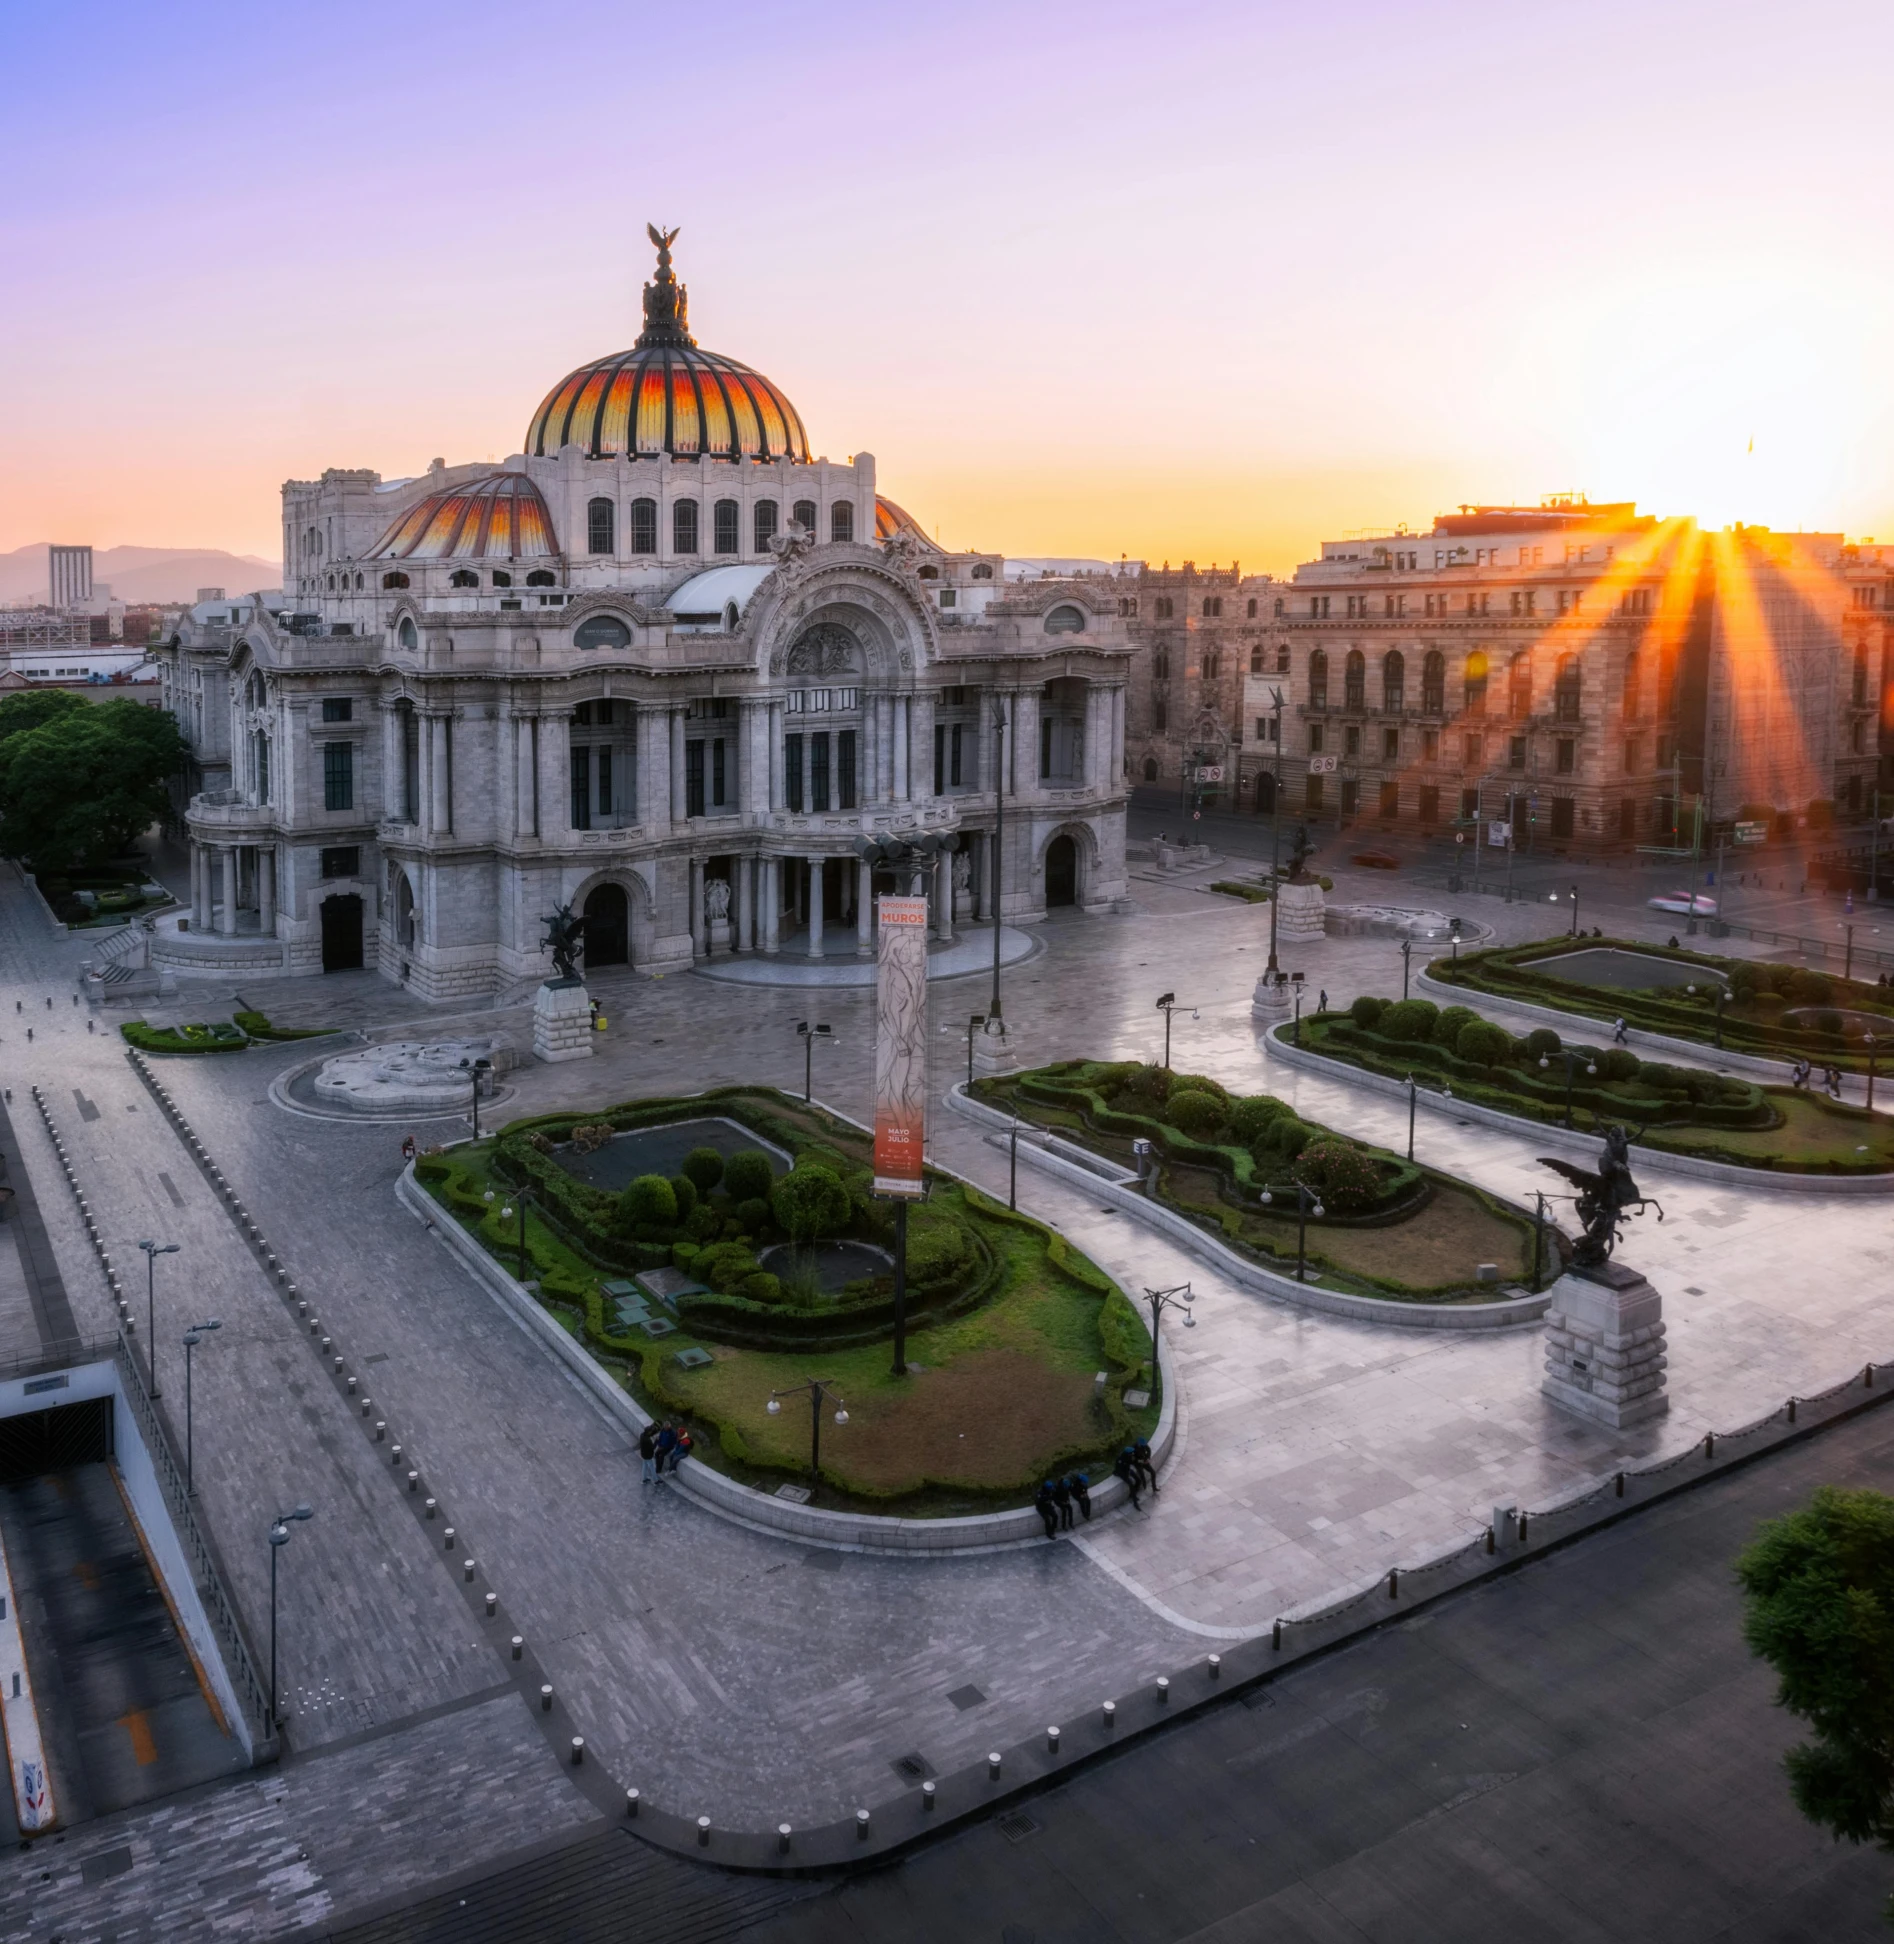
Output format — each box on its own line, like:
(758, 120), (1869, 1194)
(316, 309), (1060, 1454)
(990, 697), (1009, 1023)
(468, 1056), (492, 1140)
(1141, 1283), (1196, 1395)
(1259, 1181), (1325, 1282)
(498, 1185), (531, 1280)
(1266, 686), (1286, 974)
(1400, 939), (1413, 1000)
(268, 1504), (314, 1728)
(1156, 992), (1177, 1069)
(966, 1014), (986, 1089)
(1539, 1048), (1598, 1129)
(1292, 985), (1305, 1046)
(795, 1020), (834, 1103)
(1531, 1191), (1549, 1294)
(766, 1378), (848, 1484)
(1867, 1031), (1878, 1113)
(1009, 1111), (1020, 1211)
(1405, 1073), (1417, 1161)
(181, 1319), (221, 1496)
(1569, 883), (1580, 938)
(136, 1240), (179, 1398)
(1713, 985), (1728, 1049)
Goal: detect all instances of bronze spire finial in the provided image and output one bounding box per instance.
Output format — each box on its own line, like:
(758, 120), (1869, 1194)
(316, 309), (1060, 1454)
(637, 223), (694, 348)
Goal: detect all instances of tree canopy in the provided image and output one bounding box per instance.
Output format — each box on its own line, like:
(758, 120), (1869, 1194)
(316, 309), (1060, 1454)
(0, 698), (185, 872)
(770, 1163), (850, 1246)
(1736, 1484), (1894, 1866)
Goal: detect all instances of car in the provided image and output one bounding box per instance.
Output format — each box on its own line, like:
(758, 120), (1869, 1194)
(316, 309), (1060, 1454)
(1646, 890), (1718, 916)
(1351, 847), (1400, 870)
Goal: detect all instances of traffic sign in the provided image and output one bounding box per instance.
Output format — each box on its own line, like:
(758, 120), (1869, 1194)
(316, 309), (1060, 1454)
(1308, 755), (1338, 774)
(1734, 819), (1766, 846)
(1194, 764), (1226, 783)
(1487, 820), (1512, 846)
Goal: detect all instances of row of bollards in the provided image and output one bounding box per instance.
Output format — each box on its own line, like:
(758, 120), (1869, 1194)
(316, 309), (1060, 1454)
(31, 1086), (131, 1327)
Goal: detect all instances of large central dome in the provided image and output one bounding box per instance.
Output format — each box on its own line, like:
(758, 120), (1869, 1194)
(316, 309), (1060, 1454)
(525, 226), (810, 463)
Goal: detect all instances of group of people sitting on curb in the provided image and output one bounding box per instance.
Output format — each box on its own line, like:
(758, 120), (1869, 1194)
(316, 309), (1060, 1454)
(639, 1419), (694, 1482)
(1033, 1440), (1159, 1536)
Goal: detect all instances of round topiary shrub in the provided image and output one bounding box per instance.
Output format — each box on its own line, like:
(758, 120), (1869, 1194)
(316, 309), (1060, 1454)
(771, 1164), (851, 1245)
(1598, 1047), (1641, 1083)
(1811, 1007), (1846, 1037)
(1378, 999), (1439, 1043)
(669, 1174), (698, 1221)
(1455, 1019), (1512, 1066)
(1728, 962), (1765, 1001)
(617, 1174), (677, 1230)
(1166, 1088), (1228, 1139)
(732, 1196), (771, 1234)
(1262, 1117), (1314, 1163)
(1229, 1095), (1288, 1143)
(1350, 995), (1388, 1029)
(1292, 1138), (1382, 1214)
(1788, 969), (1833, 1005)
(681, 1146), (725, 1194)
(722, 1149), (775, 1204)
(1114, 1064), (1172, 1108)
(1767, 964), (1801, 998)
(685, 1202), (722, 1241)
(1524, 1027), (1562, 1061)
(1638, 1062), (1694, 1096)
(1170, 1071), (1229, 1103)
(695, 1241), (759, 1293)
(740, 1271), (783, 1304)
(1432, 1005), (1478, 1047)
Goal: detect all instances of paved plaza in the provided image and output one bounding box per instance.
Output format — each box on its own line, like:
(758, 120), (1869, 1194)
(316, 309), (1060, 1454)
(0, 834), (1889, 1935)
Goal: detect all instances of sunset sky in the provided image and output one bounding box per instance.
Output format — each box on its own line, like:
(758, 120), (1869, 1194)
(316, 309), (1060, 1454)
(6, 0), (1893, 577)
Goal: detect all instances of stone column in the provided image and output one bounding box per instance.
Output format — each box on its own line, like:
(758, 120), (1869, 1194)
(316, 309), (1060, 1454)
(542, 714), (570, 835)
(1084, 685), (1104, 793)
(737, 854), (754, 951)
(430, 716), (452, 833)
(1110, 686), (1126, 792)
(689, 854), (705, 959)
(856, 858), (873, 956)
(892, 696), (909, 800)
(768, 702), (785, 811)
(910, 691), (935, 801)
(515, 716), (538, 840)
(806, 857), (825, 958)
(1013, 686), (1042, 799)
(259, 846), (276, 934)
(761, 856), (780, 953)
(381, 706), (403, 821)
(933, 855), (954, 942)
(218, 847), (237, 937)
(191, 843), (211, 929)
(670, 709), (688, 824)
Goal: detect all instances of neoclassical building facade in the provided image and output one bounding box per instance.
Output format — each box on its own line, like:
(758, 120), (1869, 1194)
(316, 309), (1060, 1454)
(153, 231), (1131, 996)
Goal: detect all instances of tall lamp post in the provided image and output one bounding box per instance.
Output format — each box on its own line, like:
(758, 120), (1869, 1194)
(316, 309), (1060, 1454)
(795, 1020), (834, 1103)
(1265, 686), (1286, 974)
(1540, 1048), (1598, 1129)
(268, 1504), (314, 1728)
(1405, 1073), (1417, 1161)
(989, 696), (1009, 1024)
(1260, 1181), (1325, 1282)
(1569, 883), (1580, 938)
(136, 1239), (179, 1397)
(766, 1378), (848, 1484)
(1866, 1031), (1878, 1113)
(467, 1056), (492, 1139)
(181, 1319), (221, 1496)
(1156, 992), (1177, 1068)
(1400, 939), (1413, 1000)
(1141, 1283), (1196, 1395)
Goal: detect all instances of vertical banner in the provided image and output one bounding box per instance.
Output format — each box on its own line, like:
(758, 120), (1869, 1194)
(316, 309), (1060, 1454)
(873, 894), (930, 1198)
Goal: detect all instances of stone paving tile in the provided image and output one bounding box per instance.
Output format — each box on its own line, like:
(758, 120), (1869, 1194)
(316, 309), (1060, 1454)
(0, 1691), (596, 1943)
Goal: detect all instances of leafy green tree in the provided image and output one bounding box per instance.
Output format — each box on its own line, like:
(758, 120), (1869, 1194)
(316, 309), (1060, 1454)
(722, 1149), (775, 1203)
(770, 1164), (850, 1246)
(1736, 1485), (1894, 1882)
(615, 1174), (677, 1231)
(0, 699), (185, 871)
(680, 1146), (725, 1194)
(0, 689), (88, 745)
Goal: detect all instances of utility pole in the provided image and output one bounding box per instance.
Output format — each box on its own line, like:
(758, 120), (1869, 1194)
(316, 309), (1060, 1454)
(1266, 686), (1285, 973)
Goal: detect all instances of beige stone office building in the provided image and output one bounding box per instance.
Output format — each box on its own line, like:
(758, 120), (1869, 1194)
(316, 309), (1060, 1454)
(152, 233), (1131, 994)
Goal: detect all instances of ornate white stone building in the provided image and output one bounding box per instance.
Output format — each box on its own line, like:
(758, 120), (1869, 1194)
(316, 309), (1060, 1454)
(153, 230), (1131, 996)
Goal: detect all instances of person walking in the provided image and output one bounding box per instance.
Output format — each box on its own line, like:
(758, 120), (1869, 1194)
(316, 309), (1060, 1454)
(1133, 1437), (1159, 1496)
(1826, 1064), (1844, 1100)
(1068, 1472), (1093, 1522)
(1035, 1480), (1060, 1539)
(1612, 1017), (1629, 1045)
(1317, 988), (1329, 1016)
(639, 1421), (660, 1485)
(1113, 1446), (1143, 1511)
(654, 1422), (678, 1481)
(1052, 1474), (1074, 1531)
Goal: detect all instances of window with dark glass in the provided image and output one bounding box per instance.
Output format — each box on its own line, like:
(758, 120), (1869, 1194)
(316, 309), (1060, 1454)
(754, 499), (779, 553)
(810, 732), (830, 812)
(934, 723), (945, 795)
(1344, 651), (1365, 709)
(381, 571), (409, 590)
(1464, 652), (1489, 715)
(792, 499), (817, 535)
(713, 500), (739, 554)
(526, 569), (556, 587)
(256, 735), (269, 802)
(838, 729), (857, 809)
(574, 615), (631, 651)
(1382, 650), (1404, 712)
(1344, 725), (1361, 758)
(1554, 655), (1581, 722)
(1551, 796), (1575, 838)
(588, 498), (615, 554)
(950, 724), (963, 787)
(1509, 736), (1527, 769)
(686, 739), (705, 818)
(712, 738), (726, 808)
(401, 709), (419, 821)
(322, 697), (352, 722)
(629, 498), (657, 554)
(491, 570), (512, 588)
(597, 747), (614, 818)
(1341, 778), (1359, 819)
(830, 502), (853, 543)
(323, 741), (353, 811)
(1308, 649), (1328, 709)
(785, 733), (803, 812)
(1307, 774), (1324, 811)
(1421, 651), (1445, 713)
(674, 499), (699, 553)
(570, 746), (591, 829)
(320, 846), (360, 879)
(1461, 787), (1479, 820)
(1378, 780), (1398, 819)
(449, 569), (477, 588)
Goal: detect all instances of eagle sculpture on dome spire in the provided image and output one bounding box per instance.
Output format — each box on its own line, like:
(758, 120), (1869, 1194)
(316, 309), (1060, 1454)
(637, 223), (694, 349)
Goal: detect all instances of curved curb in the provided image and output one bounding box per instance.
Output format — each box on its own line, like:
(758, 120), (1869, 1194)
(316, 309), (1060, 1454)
(267, 1048), (518, 1126)
(945, 1086), (1548, 1331)
(1265, 1026), (1894, 1195)
(1415, 968), (1809, 1088)
(397, 1160), (1174, 1555)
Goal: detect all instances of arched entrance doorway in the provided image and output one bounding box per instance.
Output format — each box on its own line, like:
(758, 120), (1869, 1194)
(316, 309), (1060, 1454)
(583, 883), (629, 967)
(1255, 770), (1276, 814)
(1045, 835), (1079, 908)
(321, 894), (363, 972)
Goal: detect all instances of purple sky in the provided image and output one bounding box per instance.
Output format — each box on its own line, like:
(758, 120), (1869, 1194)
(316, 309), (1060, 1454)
(7, 0), (1892, 573)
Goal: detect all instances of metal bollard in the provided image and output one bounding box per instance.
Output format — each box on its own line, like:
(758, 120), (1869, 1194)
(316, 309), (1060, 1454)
(1271, 1619), (1283, 1650)
(1703, 1433), (1715, 1460)
(511, 1636), (523, 1661)
(485, 1592), (497, 1616)
(463, 1559), (476, 1582)
(922, 1781), (936, 1811)
(1518, 1511), (1530, 1543)
(443, 1526), (455, 1548)
(1614, 1471), (1625, 1498)
(987, 1753), (1002, 1780)
(778, 1824), (792, 1853)
(408, 1472), (419, 1493)
(1387, 1569), (1400, 1599)
(1047, 1726), (1061, 1754)
(1102, 1700), (1116, 1729)
(320, 1336), (331, 1351)
(390, 1443), (402, 1464)
(346, 1378), (357, 1393)
(540, 1684), (553, 1712)
(360, 1398), (371, 1417)
(332, 1356), (344, 1373)
(1207, 1654), (1221, 1680)
(625, 1789), (639, 1818)
(425, 1498), (437, 1519)
(1157, 1677), (1170, 1703)
(696, 1817), (711, 1847)
(855, 1809), (870, 1839)
(1787, 1398), (1798, 1424)
(571, 1738), (584, 1767)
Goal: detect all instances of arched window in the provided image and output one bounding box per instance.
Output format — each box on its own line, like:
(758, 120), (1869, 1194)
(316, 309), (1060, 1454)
(1153, 696), (1168, 734)
(1344, 649), (1366, 709)
(674, 499), (699, 553)
(754, 499), (779, 553)
(1143, 756), (1159, 781)
(830, 502), (854, 543)
(526, 569), (556, 587)
(1421, 650), (1445, 713)
(326, 574), (335, 591)
(574, 615), (632, 651)
(381, 571), (410, 590)
(1153, 644), (1170, 679)
(1044, 604), (1085, 634)
(449, 569), (478, 588)
(1554, 654), (1582, 723)
(791, 499), (817, 535)
(1247, 597), (1258, 617)
(491, 570), (512, 588)
(397, 616), (418, 650)
(354, 572), (364, 590)
(1309, 649), (1329, 709)
(629, 499), (657, 554)
(1382, 649), (1405, 712)
(1250, 646), (1264, 675)
(1855, 650), (1870, 707)
(587, 498), (615, 555)
(971, 562), (992, 580)
(713, 499), (739, 554)
(918, 565), (939, 580)
(1508, 652), (1532, 718)
(1463, 651), (1489, 715)
(1623, 651), (1641, 719)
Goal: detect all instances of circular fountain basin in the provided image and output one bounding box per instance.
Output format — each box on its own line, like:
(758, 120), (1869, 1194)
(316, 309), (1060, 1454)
(757, 1241), (896, 1294)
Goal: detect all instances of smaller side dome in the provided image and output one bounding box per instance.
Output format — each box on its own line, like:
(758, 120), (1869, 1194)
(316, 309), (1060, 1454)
(371, 472), (559, 561)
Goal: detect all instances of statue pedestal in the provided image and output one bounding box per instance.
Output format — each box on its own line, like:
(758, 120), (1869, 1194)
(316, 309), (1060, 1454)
(708, 917), (733, 953)
(533, 979), (595, 1064)
(1276, 879), (1326, 945)
(1541, 1262), (1668, 1429)
(970, 1017), (1022, 1078)
(1250, 969), (1291, 1021)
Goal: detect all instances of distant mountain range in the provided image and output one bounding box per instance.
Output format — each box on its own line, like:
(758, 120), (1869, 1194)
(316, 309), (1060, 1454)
(0, 544), (281, 607)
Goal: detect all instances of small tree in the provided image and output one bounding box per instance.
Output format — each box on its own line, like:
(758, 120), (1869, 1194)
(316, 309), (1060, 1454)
(770, 1164), (850, 1246)
(723, 1149), (775, 1203)
(1736, 1485), (1894, 1888)
(616, 1174), (677, 1231)
(681, 1146), (725, 1195)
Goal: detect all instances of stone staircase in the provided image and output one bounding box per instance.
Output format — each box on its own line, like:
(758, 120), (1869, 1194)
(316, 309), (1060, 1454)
(83, 922), (166, 1005)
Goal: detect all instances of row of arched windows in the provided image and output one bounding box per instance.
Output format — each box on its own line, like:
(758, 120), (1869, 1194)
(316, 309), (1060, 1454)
(586, 495), (855, 557)
(1302, 647), (1583, 718)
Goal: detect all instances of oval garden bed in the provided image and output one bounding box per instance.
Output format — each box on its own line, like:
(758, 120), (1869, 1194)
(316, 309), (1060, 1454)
(416, 1087), (1160, 1516)
(970, 1060), (1545, 1302)
(1293, 995), (1894, 1176)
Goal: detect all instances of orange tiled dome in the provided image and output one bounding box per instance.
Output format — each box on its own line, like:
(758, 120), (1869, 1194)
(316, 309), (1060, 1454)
(370, 471), (558, 560)
(524, 226), (810, 463)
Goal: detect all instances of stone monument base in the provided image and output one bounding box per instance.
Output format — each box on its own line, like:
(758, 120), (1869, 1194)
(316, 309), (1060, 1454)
(1541, 1261), (1668, 1429)
(970, 1017), (1022, 1077)
(533, 979), (595, 1064)
(1250, 969), (1292, 1020)
(1276, 878), (1326, 945)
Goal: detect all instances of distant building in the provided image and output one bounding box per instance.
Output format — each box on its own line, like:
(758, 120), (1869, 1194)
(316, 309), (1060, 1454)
(49, 545), (93, 608)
